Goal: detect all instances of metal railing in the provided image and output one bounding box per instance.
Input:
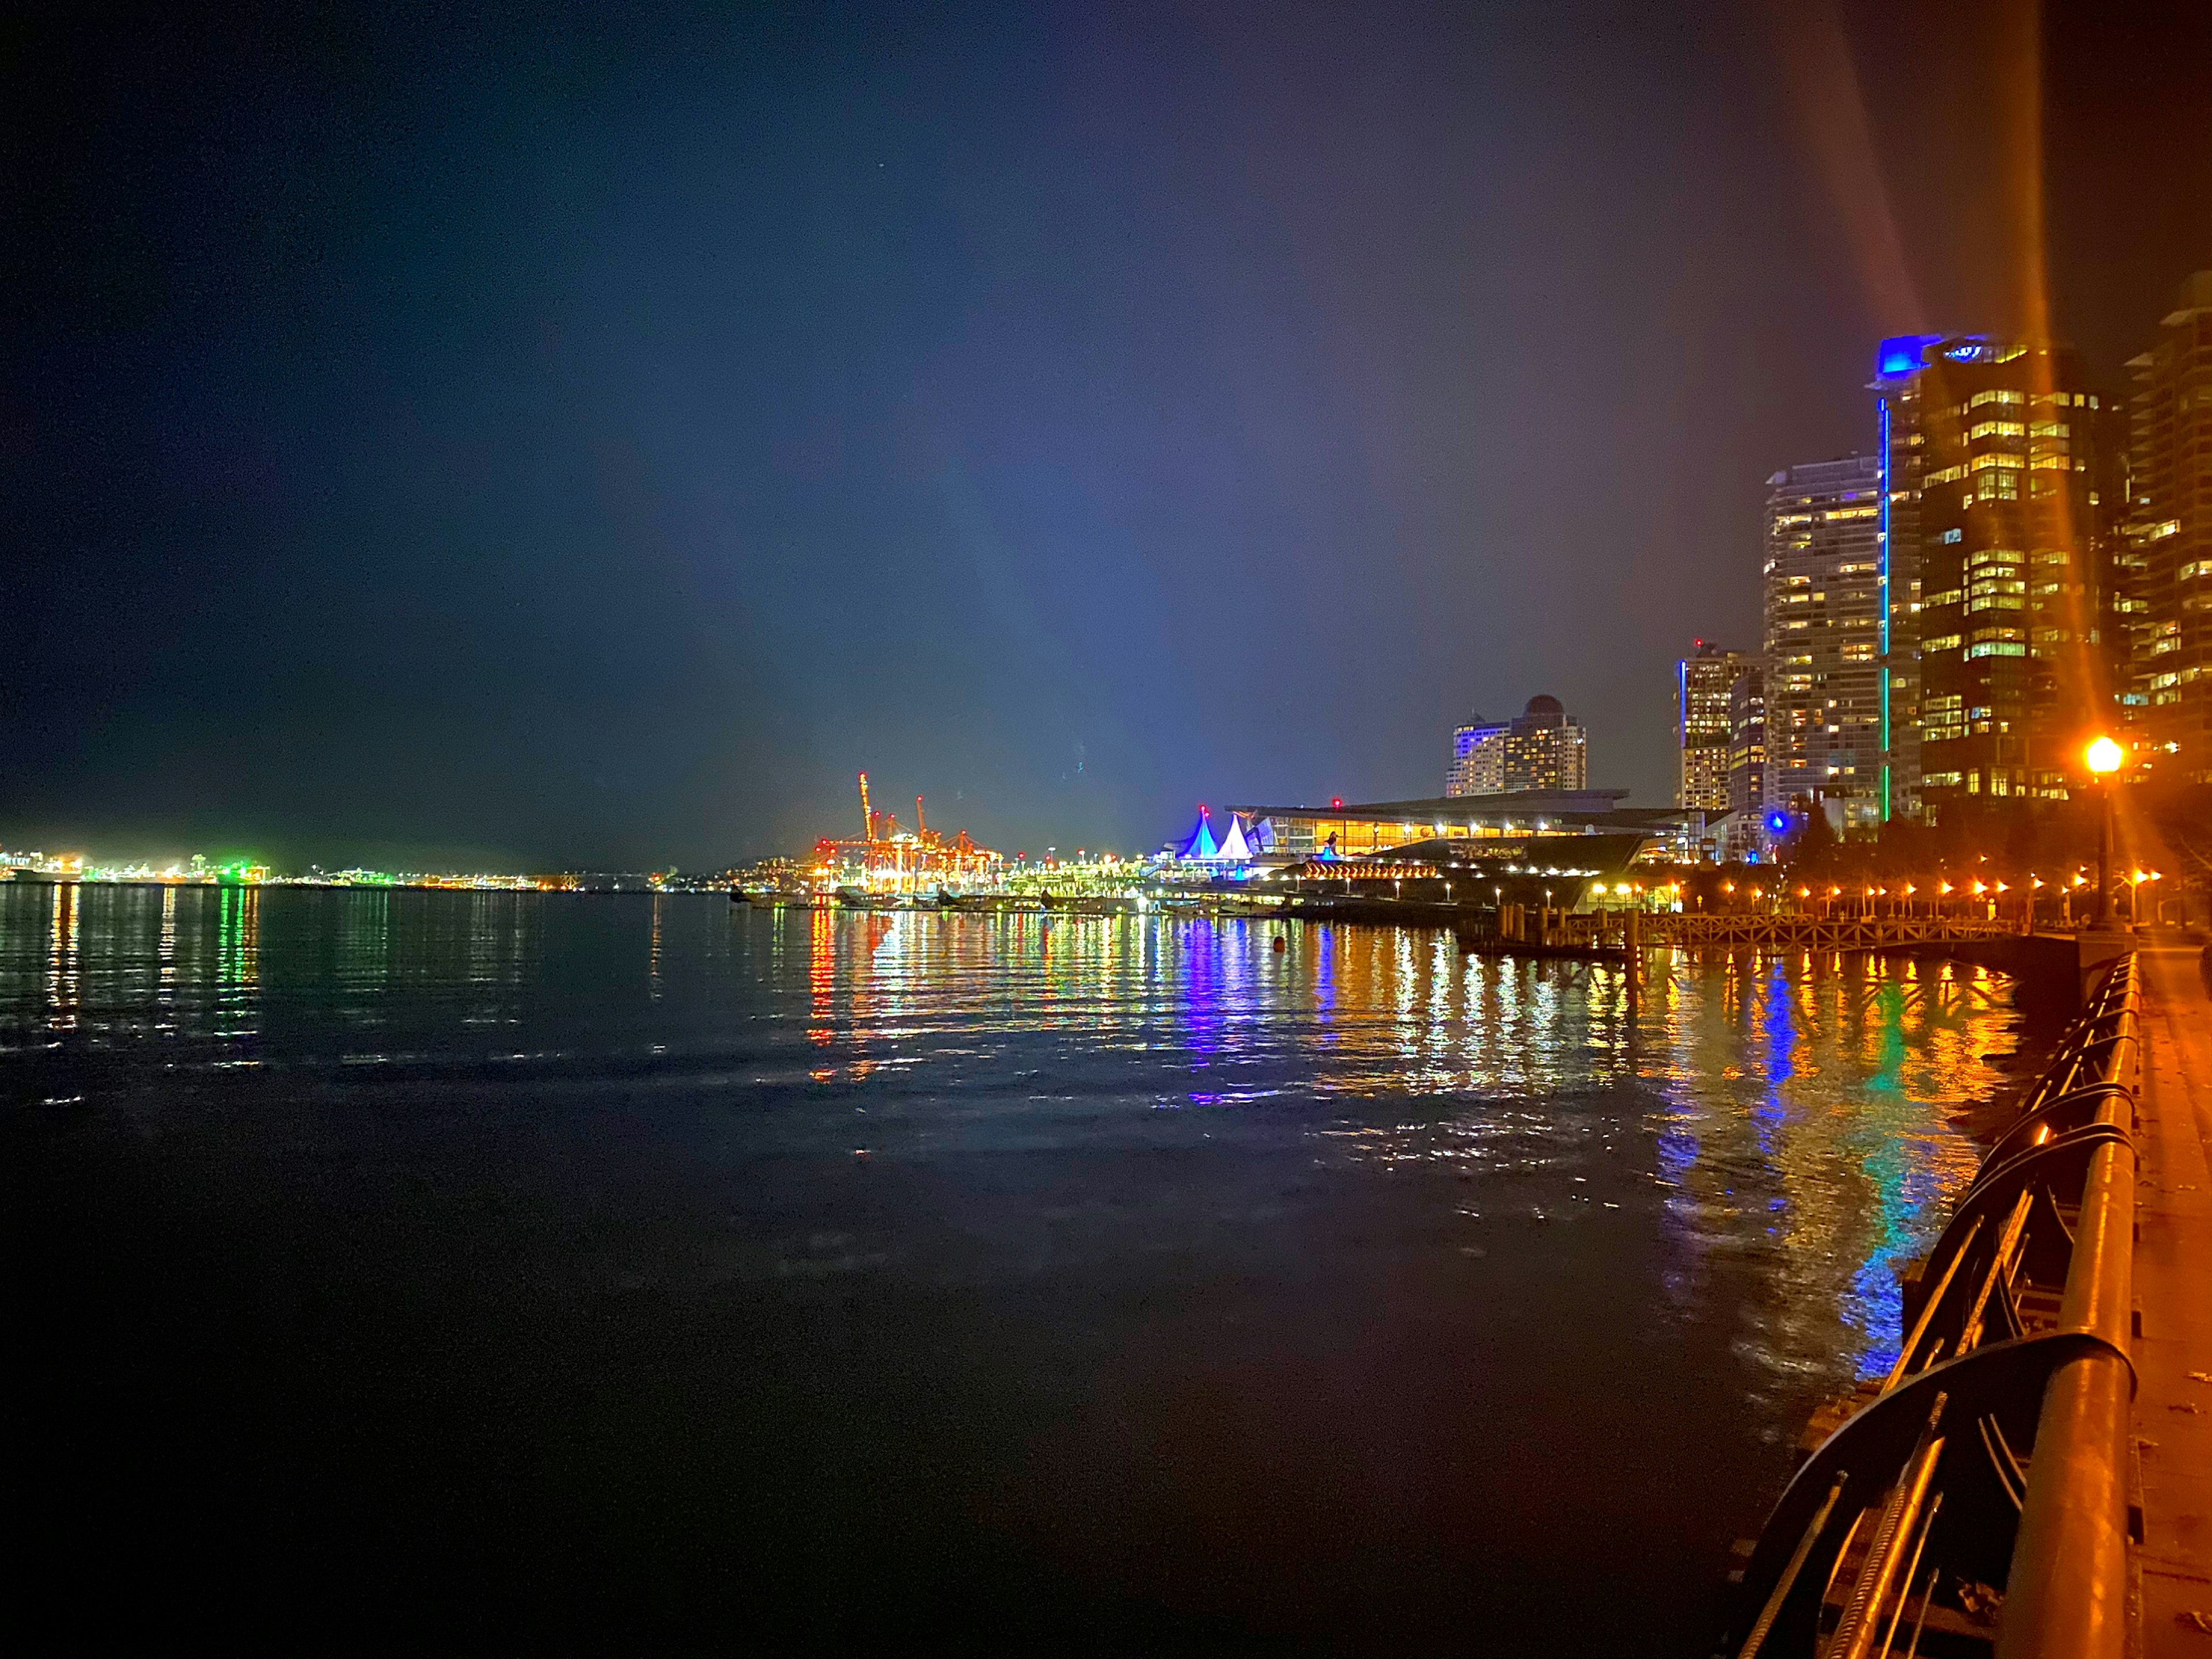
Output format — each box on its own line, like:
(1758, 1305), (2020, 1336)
(1725, 955), (2138, 1659)
(1649, 913), (2027, 949)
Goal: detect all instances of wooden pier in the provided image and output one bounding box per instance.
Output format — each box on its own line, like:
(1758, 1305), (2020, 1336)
(1647, 912), (2025, 950)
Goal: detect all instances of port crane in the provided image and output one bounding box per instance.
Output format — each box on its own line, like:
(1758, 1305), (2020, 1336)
(810, 771), (997, 892)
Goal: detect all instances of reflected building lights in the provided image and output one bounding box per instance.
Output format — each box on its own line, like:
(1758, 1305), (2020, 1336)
(47, 881), (80, 1033)
(1, 885), (2028, 1429)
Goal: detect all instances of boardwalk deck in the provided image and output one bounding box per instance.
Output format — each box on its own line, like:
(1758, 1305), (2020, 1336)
(2133, 949), (2212, 1653)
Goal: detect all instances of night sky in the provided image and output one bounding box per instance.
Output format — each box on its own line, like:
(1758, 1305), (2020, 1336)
(7, 2), (2210, 869)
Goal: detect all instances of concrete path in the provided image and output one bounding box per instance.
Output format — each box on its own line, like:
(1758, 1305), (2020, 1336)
(2133, 948), (2212, 1653)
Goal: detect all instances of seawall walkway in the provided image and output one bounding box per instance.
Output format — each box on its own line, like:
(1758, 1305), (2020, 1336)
(2135, 949), (2212, 1652)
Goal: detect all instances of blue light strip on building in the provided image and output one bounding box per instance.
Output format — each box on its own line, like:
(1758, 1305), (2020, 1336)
(1878, 393), (1893, 823)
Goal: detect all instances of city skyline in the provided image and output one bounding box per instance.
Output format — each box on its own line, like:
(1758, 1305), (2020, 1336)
(11, 255), (2209, 875)
(6, 2), (2210, 869)
(1660, 272), (2209, 861)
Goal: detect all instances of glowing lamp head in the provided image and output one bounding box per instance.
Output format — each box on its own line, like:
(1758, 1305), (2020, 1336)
(2085, 736), (2123, 775)
(1766, 811), (1789, 835)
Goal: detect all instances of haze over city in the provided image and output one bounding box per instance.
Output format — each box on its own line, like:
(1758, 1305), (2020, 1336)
(10, 1), (2206, 869)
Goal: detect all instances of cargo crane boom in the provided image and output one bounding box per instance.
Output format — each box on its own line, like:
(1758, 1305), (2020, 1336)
(815, 769), (999, 896)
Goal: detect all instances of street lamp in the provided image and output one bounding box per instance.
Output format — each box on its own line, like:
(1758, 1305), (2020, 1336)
(2086, 736), (2122, 927)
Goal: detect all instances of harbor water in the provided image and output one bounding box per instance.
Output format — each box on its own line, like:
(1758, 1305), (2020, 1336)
(3, 885), (2028, 1652)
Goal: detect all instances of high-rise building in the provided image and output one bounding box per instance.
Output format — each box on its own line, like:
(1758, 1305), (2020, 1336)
(1763, 456), (1885, 830)
(1878, 336), (2122, 810)
(1502, 695), (1587, 791)
(1726, 663), (1768, 858)
(1445, 715), (1509, 797)
(2126, 272), (2212, 779)
(1676, 642), (1746, 813)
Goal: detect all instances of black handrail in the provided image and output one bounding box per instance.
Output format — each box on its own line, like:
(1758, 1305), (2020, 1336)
(1725, 954), (2137, 1659)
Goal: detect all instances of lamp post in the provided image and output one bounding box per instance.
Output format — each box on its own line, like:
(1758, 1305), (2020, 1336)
(2085, 736), (2123, 928)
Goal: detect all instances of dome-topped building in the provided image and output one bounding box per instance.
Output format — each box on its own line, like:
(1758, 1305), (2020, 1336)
(1446, 695), (1587, 795)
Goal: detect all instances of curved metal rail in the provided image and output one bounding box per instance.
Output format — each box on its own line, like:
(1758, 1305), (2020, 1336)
(1724, 955), (2138, 1659)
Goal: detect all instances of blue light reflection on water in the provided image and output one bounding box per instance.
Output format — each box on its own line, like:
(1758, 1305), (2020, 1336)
(1, 894), (2020, 1380)
(1643, 950), (2003, 1399)
(0, 889), (2027, 1643)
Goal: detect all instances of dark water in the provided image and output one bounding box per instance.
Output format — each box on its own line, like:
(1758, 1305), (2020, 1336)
(2, 885), (2022, 1652)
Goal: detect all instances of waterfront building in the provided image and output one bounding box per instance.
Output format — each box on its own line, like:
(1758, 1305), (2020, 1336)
(2126, 272), (2212, 778)
(1881, 336), (2123, 809)
(1763, 455), (1885, 831)
(1445, 715), (1509, 797)
(1499, 695), (1587, 791)
(1676, 642), (1746, 814)
(1228, 789), (1676, 863)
